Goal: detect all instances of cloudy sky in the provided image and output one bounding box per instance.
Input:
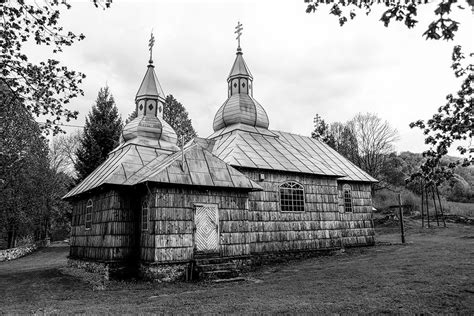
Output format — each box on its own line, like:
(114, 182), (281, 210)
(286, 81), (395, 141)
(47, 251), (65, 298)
(39, 0), (473, 155)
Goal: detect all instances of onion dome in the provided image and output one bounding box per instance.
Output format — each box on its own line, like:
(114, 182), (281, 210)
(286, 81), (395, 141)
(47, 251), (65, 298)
(121, 56), (178, 151)
(213, 47), (269, 132)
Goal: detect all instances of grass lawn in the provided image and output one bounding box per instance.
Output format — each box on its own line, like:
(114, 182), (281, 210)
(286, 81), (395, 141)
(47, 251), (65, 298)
(445, 201), (474, 217)
(0, 222), (473, 314)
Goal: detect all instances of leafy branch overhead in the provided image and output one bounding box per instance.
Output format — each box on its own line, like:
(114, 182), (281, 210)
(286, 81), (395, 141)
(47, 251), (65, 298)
(1, 0), (112, 135)
(305, 0), (471, 41)
(409, 45), (473, 185)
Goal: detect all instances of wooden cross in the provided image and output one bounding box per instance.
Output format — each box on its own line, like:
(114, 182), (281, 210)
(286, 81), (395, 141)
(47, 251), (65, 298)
(235, 21), (243, 49)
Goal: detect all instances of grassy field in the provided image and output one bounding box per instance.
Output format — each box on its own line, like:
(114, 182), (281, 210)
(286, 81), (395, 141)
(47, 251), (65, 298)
(0, 222), (473, 314)
(445, 201), (474, 217)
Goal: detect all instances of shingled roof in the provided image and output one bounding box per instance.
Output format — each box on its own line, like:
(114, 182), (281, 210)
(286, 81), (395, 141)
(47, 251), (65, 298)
(209, 129), (344, 178)
(63, 142), (262, 199)
(273, 131), (378, 183)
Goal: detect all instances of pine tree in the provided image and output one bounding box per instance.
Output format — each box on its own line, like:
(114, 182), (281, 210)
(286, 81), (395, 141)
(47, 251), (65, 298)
(164, 95), (197, 146)
(125, 94), (197, 146)
(75, 87), (123, 182)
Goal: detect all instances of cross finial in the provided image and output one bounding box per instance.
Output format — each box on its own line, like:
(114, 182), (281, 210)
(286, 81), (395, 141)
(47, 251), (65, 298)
(235, 21), (243, 52)
(148, 31), (155, 64)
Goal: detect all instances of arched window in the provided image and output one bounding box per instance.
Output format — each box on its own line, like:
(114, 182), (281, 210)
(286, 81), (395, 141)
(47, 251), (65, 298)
(85, 199), (93, 230)
(280, 181), (305, 212)
(142, 201), (149, 231)
(343, 184), (353, 213)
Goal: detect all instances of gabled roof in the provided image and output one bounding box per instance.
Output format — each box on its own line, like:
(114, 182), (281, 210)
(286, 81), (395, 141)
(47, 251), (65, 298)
(127, 140), (262, 191)
(136, 65), (165, 100)
(273, 131), (378, 183)
(63, 145), (171, 199)
(209, 130), (344, 177)
(63, 141), (261, 199)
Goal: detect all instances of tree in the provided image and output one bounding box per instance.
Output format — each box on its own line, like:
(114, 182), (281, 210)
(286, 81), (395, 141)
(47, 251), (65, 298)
(74, 87), (122, 182)
(0, 88), (51, 247)
(1, 1), (113, 135)
(305, 0), (473, 41)
(409, 46), (473, 185)
(349, 113), (399, 179)
(126, 94), (197, 147)
(304, 0), (473, 185)
(49, 130), (82, 178)
(311, 113), (398, 182)
(327, 122), (360, 164)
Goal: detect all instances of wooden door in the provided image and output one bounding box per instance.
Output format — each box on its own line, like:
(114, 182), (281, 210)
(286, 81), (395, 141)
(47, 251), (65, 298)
(194, 204), (219, 254)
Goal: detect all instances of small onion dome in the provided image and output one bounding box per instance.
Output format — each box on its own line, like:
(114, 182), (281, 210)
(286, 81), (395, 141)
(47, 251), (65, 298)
(213, 93), (269, 131)
(122, 115), (178, 150)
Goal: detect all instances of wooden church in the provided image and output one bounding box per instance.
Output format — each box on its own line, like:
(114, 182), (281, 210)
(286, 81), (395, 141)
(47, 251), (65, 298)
(64, 30), (377, 281)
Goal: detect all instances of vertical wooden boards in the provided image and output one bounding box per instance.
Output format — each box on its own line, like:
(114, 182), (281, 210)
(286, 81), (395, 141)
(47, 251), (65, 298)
(144, 187), (250, 263)
(69, 189), (137, 261)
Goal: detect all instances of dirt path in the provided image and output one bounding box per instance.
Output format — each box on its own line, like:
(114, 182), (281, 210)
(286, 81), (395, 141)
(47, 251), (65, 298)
(0, 242), (68, 275)
(0, 225), (473, 314)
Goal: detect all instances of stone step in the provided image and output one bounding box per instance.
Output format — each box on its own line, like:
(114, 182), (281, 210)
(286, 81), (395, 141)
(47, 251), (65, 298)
(202, 269), (239, 280)
(197, 262), (238, 272)
(194, 257), (232, 265)
(212, 277), (246, 283)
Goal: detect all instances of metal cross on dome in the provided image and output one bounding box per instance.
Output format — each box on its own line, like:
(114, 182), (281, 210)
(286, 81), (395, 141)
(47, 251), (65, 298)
(148, 31), (155, 64)
(235, 21), (243, 49)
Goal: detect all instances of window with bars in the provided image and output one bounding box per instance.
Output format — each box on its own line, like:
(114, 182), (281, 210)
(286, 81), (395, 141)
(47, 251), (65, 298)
(343, 184), (353, 213)
(142, 201), (149, 231)
(85, 199), (93, 230)
(280, 181), (305, 212)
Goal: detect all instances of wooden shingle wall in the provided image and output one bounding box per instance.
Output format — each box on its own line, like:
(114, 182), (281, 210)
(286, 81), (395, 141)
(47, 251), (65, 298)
(242, 170), (343, 253)
(338, 182), (375, 246)
(70, 190), (137, 261)
(141, 187), (250, 263)
(241, 169), (375, 253)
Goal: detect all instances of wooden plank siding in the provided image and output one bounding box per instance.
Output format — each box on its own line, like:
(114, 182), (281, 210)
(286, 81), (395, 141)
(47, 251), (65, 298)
(140, 187), (250, 263)
(69, 190), (138, 262)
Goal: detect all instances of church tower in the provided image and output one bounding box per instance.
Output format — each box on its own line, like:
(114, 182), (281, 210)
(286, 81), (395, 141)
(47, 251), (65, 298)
(213, 22), (269, 132)
(121, 34), (178, 151)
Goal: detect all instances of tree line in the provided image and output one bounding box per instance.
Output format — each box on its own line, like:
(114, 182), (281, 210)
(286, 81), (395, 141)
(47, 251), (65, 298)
(0, 84), (196, 249)
(312, 113), (474, 203)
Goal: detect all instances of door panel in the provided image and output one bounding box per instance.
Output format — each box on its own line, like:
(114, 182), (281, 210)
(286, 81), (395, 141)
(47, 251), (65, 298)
(194, 204), (219, 253)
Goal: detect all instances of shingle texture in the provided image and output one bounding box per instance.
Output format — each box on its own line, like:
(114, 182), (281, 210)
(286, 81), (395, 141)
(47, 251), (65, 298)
(63, 142), (261, 199)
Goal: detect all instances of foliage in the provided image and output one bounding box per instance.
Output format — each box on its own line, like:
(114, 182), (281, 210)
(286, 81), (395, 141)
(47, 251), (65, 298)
(409, 45), (473, 185)
(49, 130), (82, 178)
(305, 0), (471, 41)
(0, 87), (72, 247)
(349, 113), (399, 179)
(305, 0), (473, 189)
(312, 112), (398, 182)
(1, 0), (113, 135)
(74, 86), (123, 182)
(126, 94), (197, 147)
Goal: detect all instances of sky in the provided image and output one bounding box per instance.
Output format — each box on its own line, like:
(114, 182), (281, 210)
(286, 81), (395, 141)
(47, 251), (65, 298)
(37, 0), (473, 155)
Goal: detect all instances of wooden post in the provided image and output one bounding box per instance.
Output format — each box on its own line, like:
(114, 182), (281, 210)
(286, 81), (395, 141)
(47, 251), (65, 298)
(420, 182), (425, 228)
(398, 193), (405, 244)
(436, 187), (447, 228)
(431, 185), (440, 226)
(424, 185), (431, 228)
